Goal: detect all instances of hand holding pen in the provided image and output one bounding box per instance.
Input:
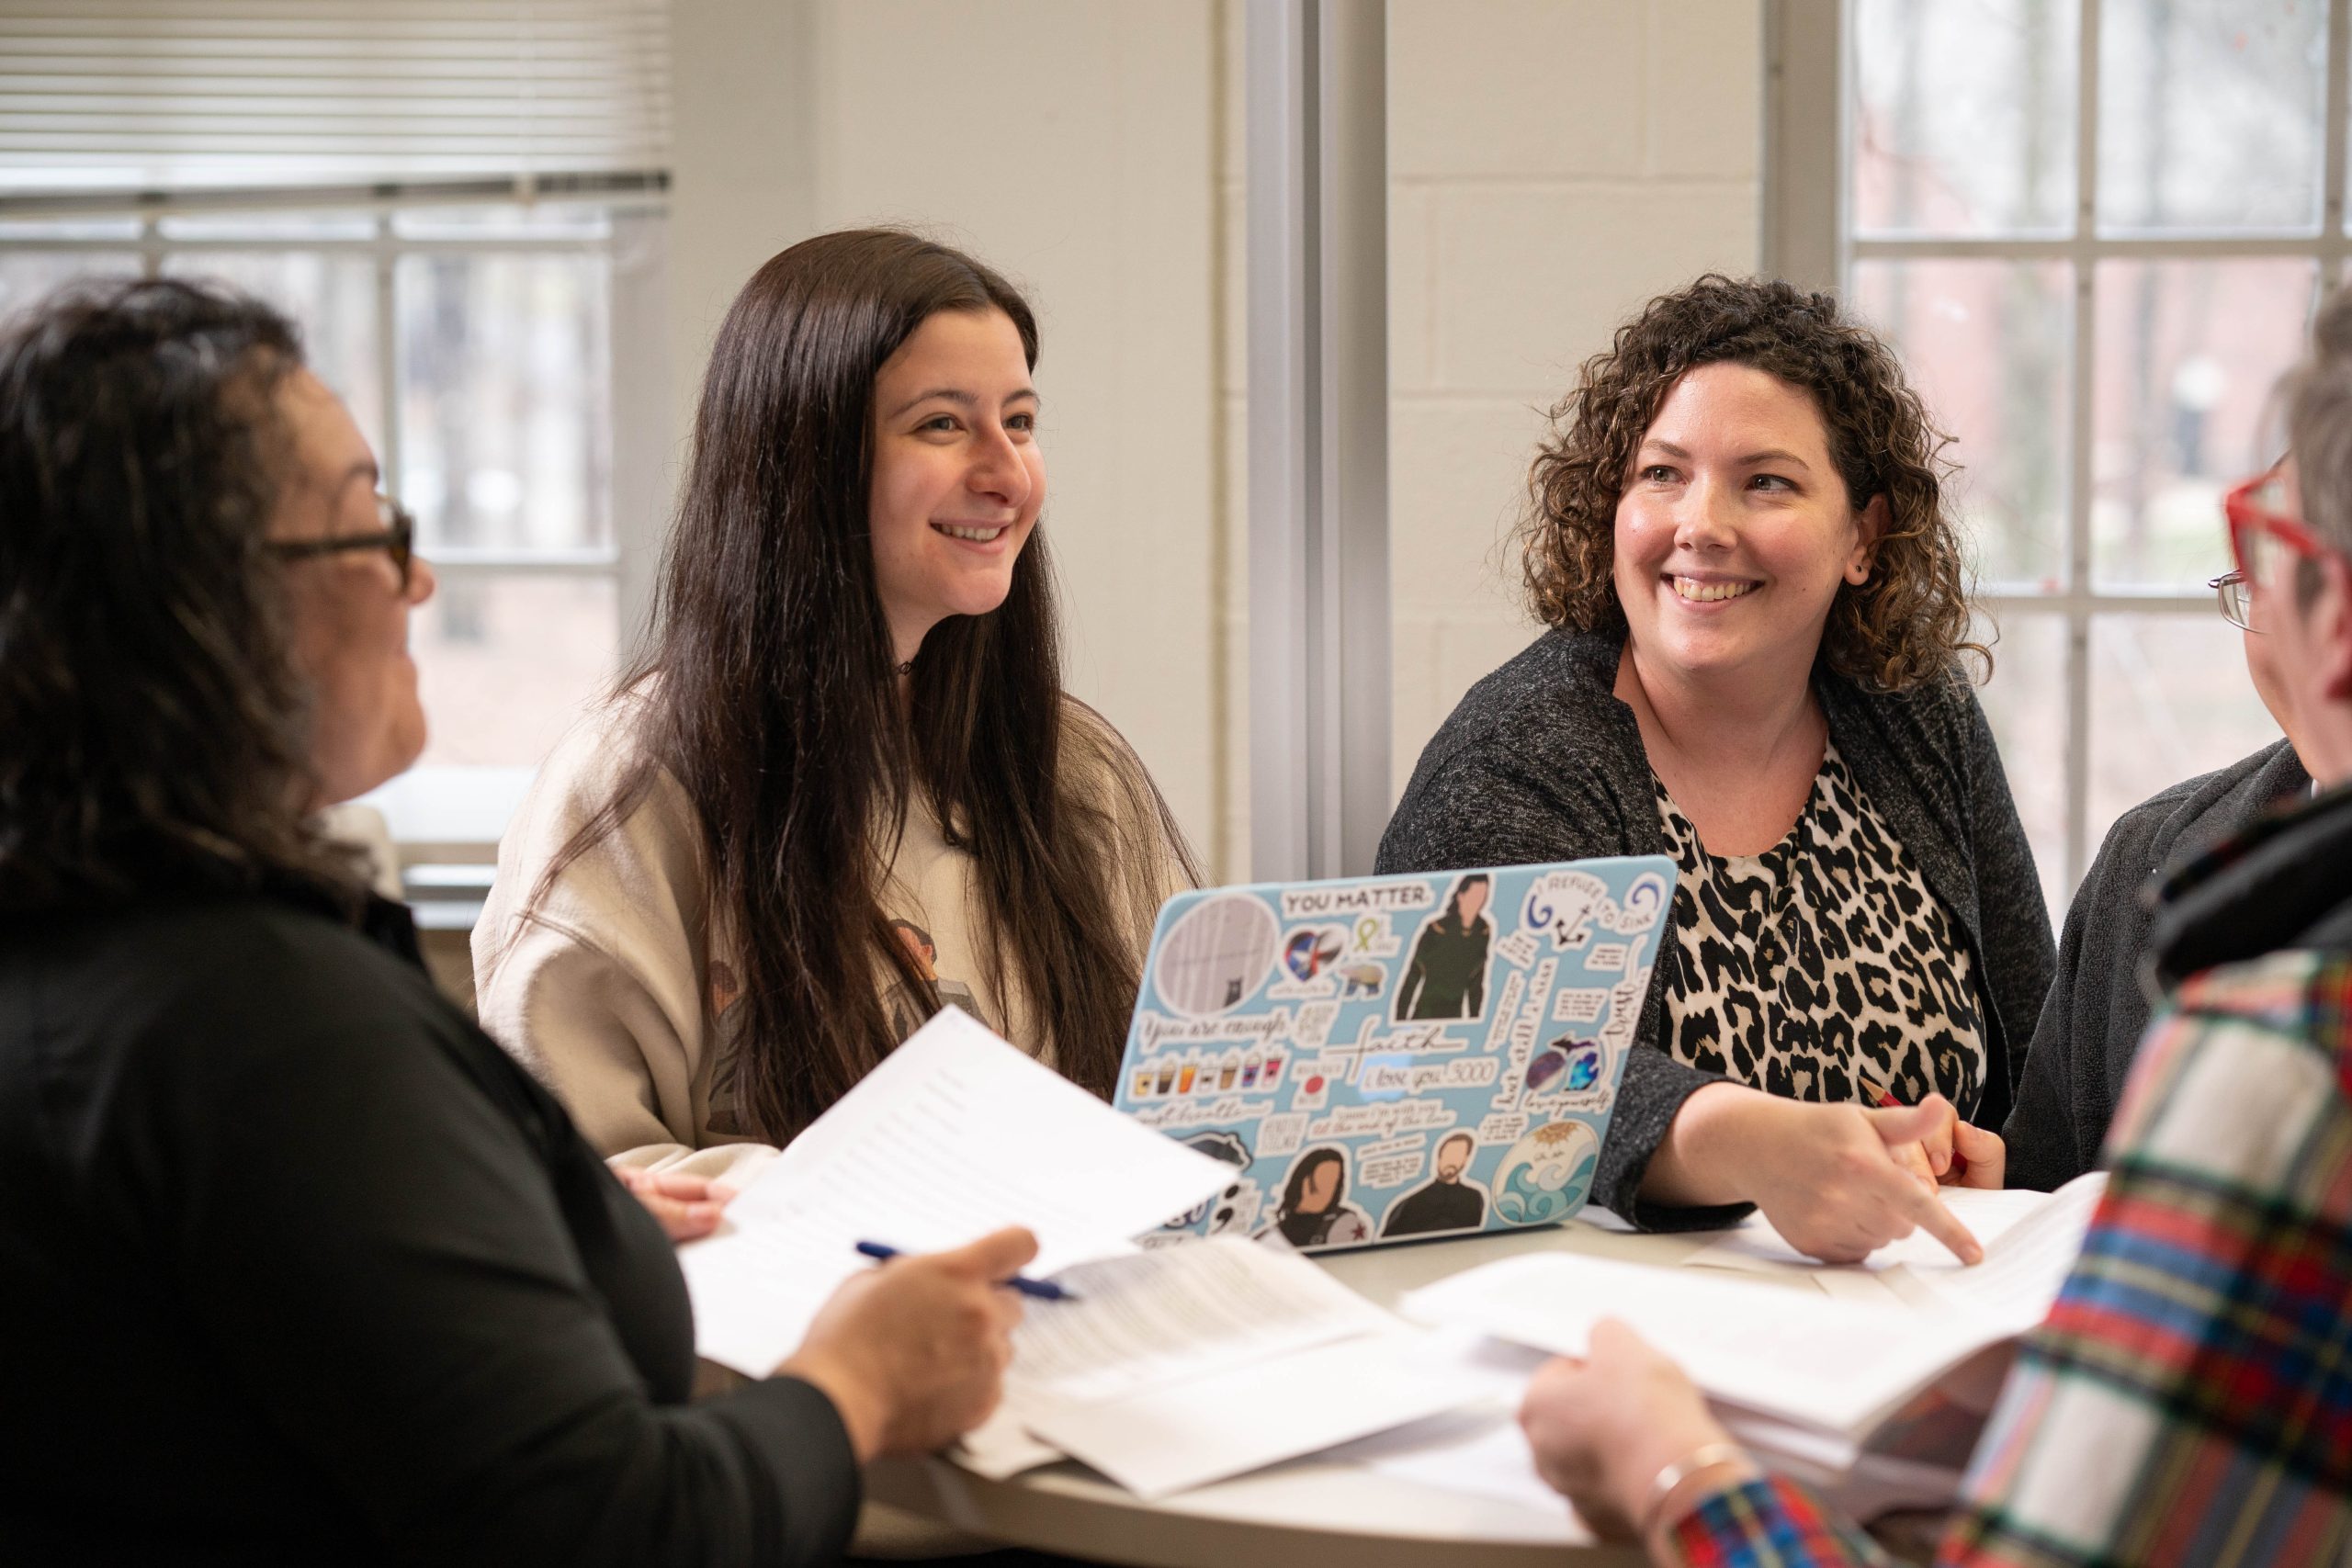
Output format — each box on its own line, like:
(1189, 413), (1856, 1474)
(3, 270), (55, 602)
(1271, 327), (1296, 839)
(857, 1238), (1078, 1302)
(781, 1227), (1040, 1463)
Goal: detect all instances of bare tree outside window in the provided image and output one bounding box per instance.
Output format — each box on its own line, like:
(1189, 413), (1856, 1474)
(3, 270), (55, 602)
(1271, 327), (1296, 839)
(1842, 0), (2338, 908)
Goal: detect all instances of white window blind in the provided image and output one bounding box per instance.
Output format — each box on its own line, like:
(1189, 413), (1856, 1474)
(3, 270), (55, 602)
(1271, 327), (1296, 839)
(0, 1), (670, 193)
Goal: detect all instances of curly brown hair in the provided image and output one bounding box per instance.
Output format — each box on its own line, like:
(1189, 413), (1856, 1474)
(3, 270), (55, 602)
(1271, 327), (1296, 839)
(1520, 274), (1986, 693)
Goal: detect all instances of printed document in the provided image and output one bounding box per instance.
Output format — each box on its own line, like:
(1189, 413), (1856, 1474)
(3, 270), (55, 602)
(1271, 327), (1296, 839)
(1400, 1172), (2109, 1444)
(1684, 1183), (2056, 1274)
(677, 1008), (1236, 1377)
(1002, 1237), (1476, 1498)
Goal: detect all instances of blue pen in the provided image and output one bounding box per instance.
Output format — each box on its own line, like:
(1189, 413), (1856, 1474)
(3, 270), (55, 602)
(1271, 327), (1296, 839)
(853, 1239), (1077, 1302)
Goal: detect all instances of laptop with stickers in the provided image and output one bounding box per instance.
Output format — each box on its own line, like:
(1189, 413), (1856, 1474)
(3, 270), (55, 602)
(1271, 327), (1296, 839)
(1114, 856), (1678, 1254)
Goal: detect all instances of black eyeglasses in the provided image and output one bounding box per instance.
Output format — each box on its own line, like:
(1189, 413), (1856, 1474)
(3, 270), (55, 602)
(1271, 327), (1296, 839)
(2209, 568), (2255, 633)
(268, 494), (415, 591)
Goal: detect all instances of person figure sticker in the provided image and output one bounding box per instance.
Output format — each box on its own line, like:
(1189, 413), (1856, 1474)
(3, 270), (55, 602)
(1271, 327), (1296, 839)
(1378, 1131), (1490, 1238)
(1256, 1146), (1372, 1251)
(1395, 873), (1494, 1021)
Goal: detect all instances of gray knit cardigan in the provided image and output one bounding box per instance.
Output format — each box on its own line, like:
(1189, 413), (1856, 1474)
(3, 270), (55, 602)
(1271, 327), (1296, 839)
(2002, 738), (2307, 1192)
(1376, 626), (2057, 1229)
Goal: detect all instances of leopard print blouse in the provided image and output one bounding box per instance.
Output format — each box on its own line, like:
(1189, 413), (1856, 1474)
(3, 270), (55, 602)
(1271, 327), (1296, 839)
(1653, 741), (1989, 1114)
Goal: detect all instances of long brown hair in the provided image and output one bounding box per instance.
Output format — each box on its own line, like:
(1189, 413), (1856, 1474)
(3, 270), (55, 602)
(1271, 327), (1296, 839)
(526, 229), (1193, 1140)
(1521, 275), (1986, 692)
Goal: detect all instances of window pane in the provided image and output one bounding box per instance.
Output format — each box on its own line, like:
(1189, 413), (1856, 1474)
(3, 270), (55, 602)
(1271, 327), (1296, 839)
(1852, 259), (2072, 589)
(0, 219), (140, 242)
(392, 203), (615, 241)
(1852, 0), (2077, 238)
(396, 253), (613, 553)
(2098, 0), (2326, 234)
(2091, 257), (2314, 588)
(158, 212), (378, 243)
(162, 253), (385, 456)
(1973, 610), (2068, 916)
(0, 253), (141, 321)
(2087, 615), (2283, 852)
(411, 574), (617, 767)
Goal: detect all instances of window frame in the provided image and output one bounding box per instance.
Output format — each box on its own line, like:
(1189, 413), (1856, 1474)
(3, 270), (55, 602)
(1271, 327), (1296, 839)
(1767, 0), (2349, 895)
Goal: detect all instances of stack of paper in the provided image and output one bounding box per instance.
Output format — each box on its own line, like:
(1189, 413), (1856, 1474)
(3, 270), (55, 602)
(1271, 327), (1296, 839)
(1395, 1174), (2109, 1511)
(1002, 1238), (1473, 1497)
(675, 1008), (1477, 1498)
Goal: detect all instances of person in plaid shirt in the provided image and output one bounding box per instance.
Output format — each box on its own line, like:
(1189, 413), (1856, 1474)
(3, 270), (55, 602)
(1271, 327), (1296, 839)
(1514, 295), (2352, 1566)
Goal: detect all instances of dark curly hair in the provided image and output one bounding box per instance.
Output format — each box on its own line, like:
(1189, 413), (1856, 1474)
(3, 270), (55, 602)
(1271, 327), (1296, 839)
(0, 277), (359, 914)
(1520, 275), (1986, 692)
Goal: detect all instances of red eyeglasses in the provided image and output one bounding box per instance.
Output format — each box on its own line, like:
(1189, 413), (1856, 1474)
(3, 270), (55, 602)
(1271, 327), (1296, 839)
(2222, 466), (2335, 591)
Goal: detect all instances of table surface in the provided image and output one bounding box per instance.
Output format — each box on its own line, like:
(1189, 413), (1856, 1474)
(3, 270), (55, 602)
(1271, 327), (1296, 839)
(866, 1217), (1758, 1568)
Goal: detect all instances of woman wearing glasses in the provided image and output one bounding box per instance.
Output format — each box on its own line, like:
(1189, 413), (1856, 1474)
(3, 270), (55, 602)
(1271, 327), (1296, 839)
(472, 231), (1196, 1190)
(2001, 502), (2313, 1191)
(0, 278), (1035, 1563)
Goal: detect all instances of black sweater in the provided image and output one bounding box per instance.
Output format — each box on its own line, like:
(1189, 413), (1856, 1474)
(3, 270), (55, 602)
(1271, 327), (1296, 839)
(1377, 627), (2057, 1227)
(2003, 739), (2310, 1191)
(0, 886), (858, 1565)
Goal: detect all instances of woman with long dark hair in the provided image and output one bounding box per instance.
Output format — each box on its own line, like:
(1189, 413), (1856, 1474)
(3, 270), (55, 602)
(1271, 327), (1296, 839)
(0, 277), (1032, 1563)
(475, 230), (1196, 1178)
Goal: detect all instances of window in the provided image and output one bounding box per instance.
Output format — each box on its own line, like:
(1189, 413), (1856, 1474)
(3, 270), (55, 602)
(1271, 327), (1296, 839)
(0, 193), (665, 862)
(1804, 0), (2342, 910)
(0, 2), (673, 866)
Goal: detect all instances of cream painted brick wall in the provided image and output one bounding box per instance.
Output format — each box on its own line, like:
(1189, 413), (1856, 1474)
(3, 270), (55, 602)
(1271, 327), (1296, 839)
(813, 0), (1225, 865)
(1383, 0), (1763, 801)
(1388, 0), (1647, 179)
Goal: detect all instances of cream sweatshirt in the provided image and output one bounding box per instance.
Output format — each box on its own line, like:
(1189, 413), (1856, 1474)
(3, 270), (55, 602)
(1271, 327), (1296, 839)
(472, 694), (1193, 1180)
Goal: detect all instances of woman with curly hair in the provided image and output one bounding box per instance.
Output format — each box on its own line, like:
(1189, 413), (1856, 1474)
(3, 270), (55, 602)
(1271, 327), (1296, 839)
(1378, 276), (2054, 1263)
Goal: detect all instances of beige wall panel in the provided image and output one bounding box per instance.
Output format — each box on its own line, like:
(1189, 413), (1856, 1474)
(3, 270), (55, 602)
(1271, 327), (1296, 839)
(815, 0), (1223, 855)
(1430, 182), (1758, 395)
(1385, 0), (1762, 811)
(1646, 1), (1766, 179)
(1388, 0), (1647, 179)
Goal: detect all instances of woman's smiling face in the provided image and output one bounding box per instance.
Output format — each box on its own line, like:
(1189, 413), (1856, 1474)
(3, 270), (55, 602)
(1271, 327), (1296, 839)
(866, 306), (1044, 663)
(1611, 361), (1878, 688)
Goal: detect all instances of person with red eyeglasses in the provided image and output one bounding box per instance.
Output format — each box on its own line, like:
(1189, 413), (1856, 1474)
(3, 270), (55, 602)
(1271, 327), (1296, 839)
(1996, 491), (2316, 1194)
(1515, 291), (2352, 1566)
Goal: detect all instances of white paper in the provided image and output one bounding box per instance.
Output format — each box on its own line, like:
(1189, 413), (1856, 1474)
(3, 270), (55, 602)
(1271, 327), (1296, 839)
(1023, 1332), (1476, 1500)
(1400, 1251), (1989, 1438)
(951, 1405), (1066, 1481)
(1684, 1184), (2054, 1276)
(1006, 1235), (1396, 1405)
(1351, 1407), (1585, 1523)
(1884, 1172), (2107, 1333)
(1326, 1333), (1590, 1528)
(678, 1009), (1236, 1376)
